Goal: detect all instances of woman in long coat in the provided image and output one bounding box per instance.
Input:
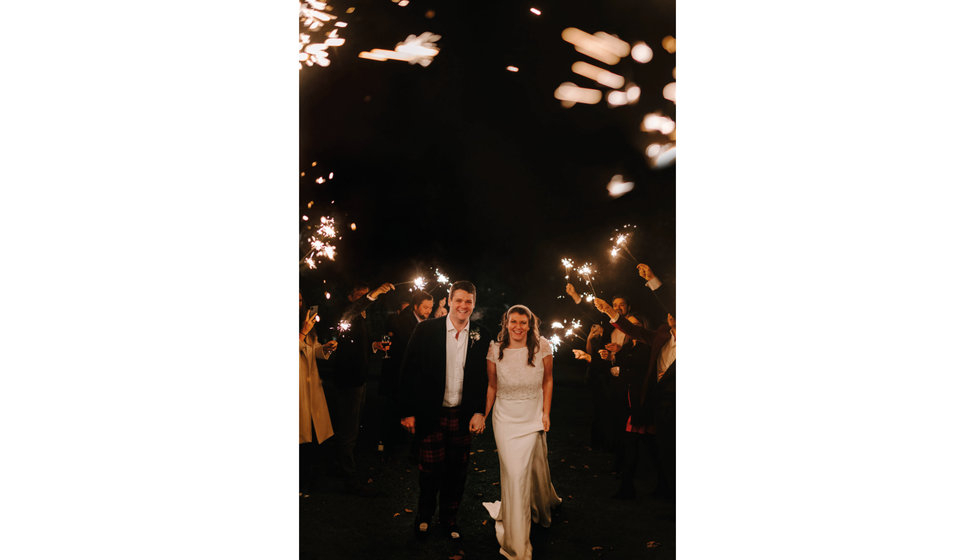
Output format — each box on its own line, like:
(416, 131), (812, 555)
(300, 293), (338, 492)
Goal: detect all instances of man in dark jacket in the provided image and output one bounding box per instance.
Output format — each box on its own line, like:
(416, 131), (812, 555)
(376, 290), (433, 459)
(399, 281), (490, 540)
(323, 281), (394, 495)
(594, 263), (676, 500)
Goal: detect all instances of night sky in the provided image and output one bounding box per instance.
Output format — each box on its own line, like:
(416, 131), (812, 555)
(300, 0), (676, 328)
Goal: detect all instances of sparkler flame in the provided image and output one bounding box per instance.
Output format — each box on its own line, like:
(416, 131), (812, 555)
(551, 321), (564, 330)
(609, 227), (639, 262)
(338, 321), (351, 332)
(301, 216), (339, 268)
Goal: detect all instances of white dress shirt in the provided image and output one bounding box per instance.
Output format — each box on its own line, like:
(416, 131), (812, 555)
(610, 326), (627, 347)
(443, 318), (470, 407)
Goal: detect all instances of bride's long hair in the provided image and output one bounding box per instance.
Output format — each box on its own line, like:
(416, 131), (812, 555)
(496, 305), (541, 366)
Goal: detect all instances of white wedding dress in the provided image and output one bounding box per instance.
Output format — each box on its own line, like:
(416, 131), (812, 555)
(483, 339), (561, 560)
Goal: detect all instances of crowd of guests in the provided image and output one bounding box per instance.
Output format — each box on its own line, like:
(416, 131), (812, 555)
(299, 262), (676, 505)
(566, 263), (676, 501)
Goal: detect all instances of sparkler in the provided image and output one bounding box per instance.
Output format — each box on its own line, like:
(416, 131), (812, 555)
(548, 334), (562, 351)
(575, 263), (600, 297)
(300, 216), (339, 269)
(433, 268), (451, 286)
(561, 258), (575, 280)
(610, 230), (639, 263)
(551, 318), (586, 342)
(394, 276), (428, 291)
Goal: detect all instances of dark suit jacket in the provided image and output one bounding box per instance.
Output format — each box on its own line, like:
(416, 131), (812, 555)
(399, 316), (491, 436)
(321, 294), (379, 388)
(610, 318), (675, 427)
(380, 306), (424, 397)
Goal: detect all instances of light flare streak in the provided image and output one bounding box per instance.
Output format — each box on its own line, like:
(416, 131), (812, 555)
(359, 32), (441, 67)
(607, 174), (635, 198)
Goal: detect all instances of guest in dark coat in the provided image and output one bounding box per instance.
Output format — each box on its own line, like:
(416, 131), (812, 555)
(322, 281), (394, 495)
(375, 290), (433, 458)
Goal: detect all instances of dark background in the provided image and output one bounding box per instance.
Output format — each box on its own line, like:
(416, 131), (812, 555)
(300, 0), (675, 329)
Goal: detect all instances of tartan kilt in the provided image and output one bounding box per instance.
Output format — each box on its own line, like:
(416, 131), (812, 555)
(418, 407), (472, 473)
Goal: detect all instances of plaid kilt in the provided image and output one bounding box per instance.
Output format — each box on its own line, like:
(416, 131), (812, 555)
(418, 407), (472, 473)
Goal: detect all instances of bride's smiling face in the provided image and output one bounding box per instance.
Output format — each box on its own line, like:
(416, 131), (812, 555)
(506, 312), (530, 344)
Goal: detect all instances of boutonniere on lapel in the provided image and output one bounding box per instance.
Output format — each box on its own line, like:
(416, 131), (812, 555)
(469, 329), (481, 348)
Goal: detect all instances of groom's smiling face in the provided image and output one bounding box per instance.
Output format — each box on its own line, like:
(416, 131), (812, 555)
(448, 289), (475, 325)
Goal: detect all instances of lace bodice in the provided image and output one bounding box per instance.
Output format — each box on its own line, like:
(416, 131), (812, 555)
(487, 338), (552, 400)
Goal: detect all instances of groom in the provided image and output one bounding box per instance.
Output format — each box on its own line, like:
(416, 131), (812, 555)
(400, 280), (490, 540)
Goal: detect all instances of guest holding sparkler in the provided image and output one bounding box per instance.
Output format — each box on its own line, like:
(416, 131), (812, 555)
(607, 315), (663, 499)
(593, 264), (676, 500)
(324, 281), (395, 496)
(376, 290), (434, 462)
(300, 292), (339, 494)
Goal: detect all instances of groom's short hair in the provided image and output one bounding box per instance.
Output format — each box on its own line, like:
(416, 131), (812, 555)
(449, 280), (476, 300)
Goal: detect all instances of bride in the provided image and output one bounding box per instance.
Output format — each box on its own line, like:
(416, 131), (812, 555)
(479, 304), (562, 560)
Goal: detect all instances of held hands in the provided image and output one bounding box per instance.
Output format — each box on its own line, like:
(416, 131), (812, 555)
(324, 340), (338, 353)
(469, 414), (486, 435)
(604, 342), (622, 354)
(572, 349), (592, 362)
(401, 416), (416, 435)
(598, 349), (611, 361)
(610, 366), (620, 377)
(565, 283), (582, 304)
(542, 413), (550, 432)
